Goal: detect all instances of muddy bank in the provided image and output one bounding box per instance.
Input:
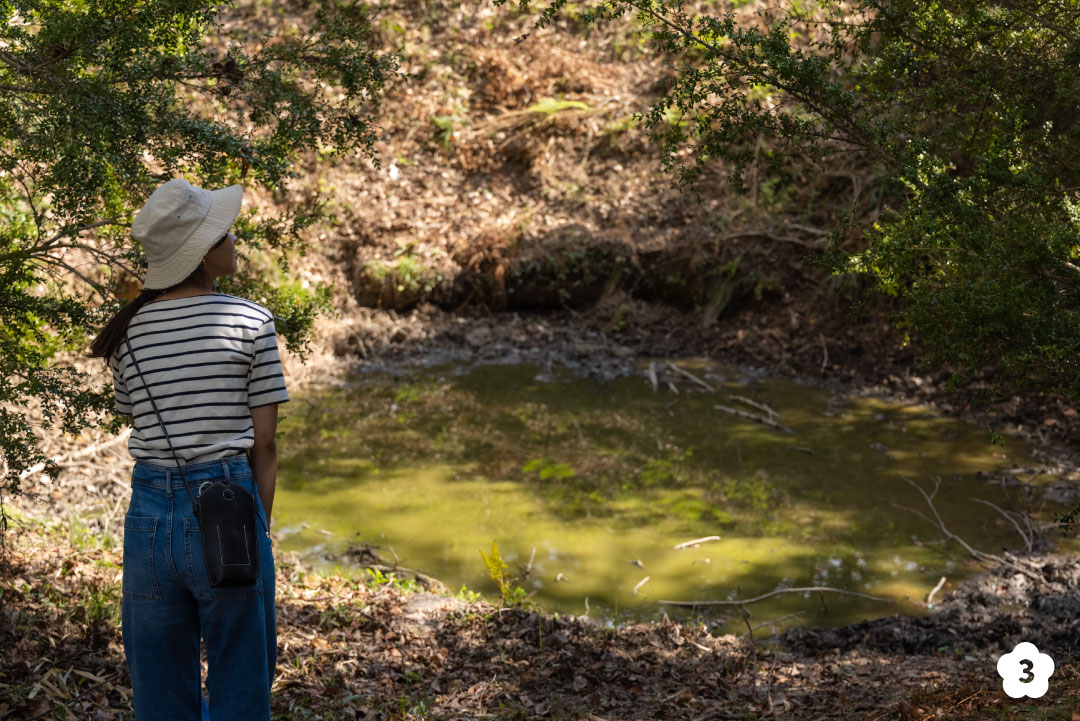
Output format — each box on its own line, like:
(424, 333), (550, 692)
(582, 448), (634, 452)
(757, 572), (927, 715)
(780, 553), (1080, 659)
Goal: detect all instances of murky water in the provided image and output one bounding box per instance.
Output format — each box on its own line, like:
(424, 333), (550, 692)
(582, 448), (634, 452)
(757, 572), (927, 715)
(272, 358), (1060, 635)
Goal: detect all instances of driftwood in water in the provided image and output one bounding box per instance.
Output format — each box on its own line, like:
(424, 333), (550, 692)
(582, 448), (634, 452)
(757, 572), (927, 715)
(728, 394), (782, 420)
(658, 585), (891, 608)
(714, 404), (795, 434)
(673, 535), (722, 550)
(667, 362), (716, 392)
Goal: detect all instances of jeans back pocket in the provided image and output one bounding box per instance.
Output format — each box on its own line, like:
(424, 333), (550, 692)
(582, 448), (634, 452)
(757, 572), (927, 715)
(122, 516), (161, 600)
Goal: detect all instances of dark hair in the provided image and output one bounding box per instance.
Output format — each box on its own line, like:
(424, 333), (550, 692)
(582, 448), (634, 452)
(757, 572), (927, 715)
(87, 233), (228, 364)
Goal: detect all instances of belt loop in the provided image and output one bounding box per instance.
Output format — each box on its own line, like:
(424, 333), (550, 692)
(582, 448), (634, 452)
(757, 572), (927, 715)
(165, 469), (172, 498)
(221, 459), (231, 481)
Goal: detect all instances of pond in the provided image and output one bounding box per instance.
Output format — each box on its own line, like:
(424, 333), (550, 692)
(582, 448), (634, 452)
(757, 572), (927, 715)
(272, 358), (1062, 636)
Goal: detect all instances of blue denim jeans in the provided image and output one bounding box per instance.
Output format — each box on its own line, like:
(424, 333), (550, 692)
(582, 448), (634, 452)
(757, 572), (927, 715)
(121, 453), (276, 720)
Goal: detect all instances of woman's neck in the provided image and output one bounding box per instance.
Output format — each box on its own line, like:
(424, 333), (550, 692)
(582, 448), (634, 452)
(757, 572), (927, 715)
(151, 286), (216, 300)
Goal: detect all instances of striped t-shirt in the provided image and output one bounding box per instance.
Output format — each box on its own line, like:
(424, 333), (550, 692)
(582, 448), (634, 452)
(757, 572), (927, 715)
(110, 292), (290, 466)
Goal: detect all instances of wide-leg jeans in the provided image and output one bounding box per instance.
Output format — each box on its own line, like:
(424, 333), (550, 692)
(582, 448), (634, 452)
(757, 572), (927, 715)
(121, 453), (276, 720)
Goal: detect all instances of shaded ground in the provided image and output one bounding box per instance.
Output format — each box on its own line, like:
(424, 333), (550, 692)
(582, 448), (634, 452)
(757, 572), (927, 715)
(7, 514), (1080, 720)
(11, 515), (1080, 721)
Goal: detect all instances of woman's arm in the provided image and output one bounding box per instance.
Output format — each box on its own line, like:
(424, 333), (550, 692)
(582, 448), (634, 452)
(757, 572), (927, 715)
(250, 403), (280, 520)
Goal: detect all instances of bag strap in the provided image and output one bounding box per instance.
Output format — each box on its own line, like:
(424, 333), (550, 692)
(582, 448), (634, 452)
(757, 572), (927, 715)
(123, 333), (202, 524)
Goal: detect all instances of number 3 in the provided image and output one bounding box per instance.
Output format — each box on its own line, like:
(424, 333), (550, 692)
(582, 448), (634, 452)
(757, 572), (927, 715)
(1019, 659), (1035, 683)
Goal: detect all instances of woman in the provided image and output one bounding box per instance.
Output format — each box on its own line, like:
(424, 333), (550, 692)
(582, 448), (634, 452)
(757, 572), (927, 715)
(88, 177), (289, 720)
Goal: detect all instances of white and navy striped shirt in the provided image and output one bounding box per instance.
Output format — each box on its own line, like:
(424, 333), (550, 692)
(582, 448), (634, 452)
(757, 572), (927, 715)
(110, 292), (290, 466)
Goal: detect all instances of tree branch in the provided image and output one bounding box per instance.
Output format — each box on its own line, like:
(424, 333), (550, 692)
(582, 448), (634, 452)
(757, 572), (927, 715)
(658, 585), (892, 607)
(893, 476), (1044, 582)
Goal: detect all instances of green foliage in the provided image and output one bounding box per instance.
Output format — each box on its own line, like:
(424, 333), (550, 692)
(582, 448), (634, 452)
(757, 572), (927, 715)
(455, 584), (482, 602)
(526, 97), (590, 114)
(364, 567), (422, 593)
(363, 253), (444, 295)
(431, 114), (462, 150)
(478, 539), (534, 608)
(639, 446), (693, 487)
(522, 457), (575, 479)
(611, 301), (632, 331)
(494, 0), (1080, 396)
(0, 0), (400, 536)
(478, 539), (511, 598)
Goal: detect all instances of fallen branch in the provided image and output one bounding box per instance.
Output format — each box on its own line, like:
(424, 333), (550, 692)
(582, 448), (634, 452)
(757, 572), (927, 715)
(673, 535), (722, 550)
(522, 544), (537, 581)
(728, 394), (782, 420)
(926, 576), (947, 607)
(667, 362), (716, 392)
(971, 497), (1034, 552)
(658, 586), (891, 607)
(714, 404), (795, 434)
(892, 476), (1044, 582)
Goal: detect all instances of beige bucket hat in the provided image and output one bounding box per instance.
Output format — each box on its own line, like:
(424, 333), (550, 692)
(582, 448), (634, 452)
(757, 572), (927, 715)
(131, 178), (243, 290)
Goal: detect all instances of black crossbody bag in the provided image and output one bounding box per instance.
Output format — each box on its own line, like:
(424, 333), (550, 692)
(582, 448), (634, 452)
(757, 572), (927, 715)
(124, 334), (260, 588)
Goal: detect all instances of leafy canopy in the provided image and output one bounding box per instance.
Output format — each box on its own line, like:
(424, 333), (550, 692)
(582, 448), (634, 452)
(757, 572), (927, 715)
(0, 0), (399, 530)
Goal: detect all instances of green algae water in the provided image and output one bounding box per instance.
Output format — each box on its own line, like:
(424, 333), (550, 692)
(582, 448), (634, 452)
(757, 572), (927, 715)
(272, 358), (1061, 635)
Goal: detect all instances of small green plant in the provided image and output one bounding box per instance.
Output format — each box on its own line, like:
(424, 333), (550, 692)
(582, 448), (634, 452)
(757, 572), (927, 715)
(318, 601), (359, 631)
(431, 114), (465, 150)
(611, 302), (632, 332)
(522, 458), (575, 480)
(455, 584), (482, 602)
(479, 540), (534, 609)
(364, 567), (421, 593)
(479, 540), (510, 599)
(364, 255), (443, 296)
(527, 97), (590, 114)
(81, 579), (121, 626)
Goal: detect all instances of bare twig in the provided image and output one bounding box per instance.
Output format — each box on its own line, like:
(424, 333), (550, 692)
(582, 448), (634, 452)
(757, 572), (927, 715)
(632, 576), (650, 594)
(728, 394), (782, 419)
(972, 497), (1033, 552)
(19, 428), (132, 481)
(893, 476), (1044, 582)
(667, 362), (716, 392)
(673, 535), (722, 550)
(926, 576), (947, 607)
(522, 544), (536, 581)
(658, 586), (892, 607)
(647, 361), (658, 392)
(714, 404), (795, 434)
